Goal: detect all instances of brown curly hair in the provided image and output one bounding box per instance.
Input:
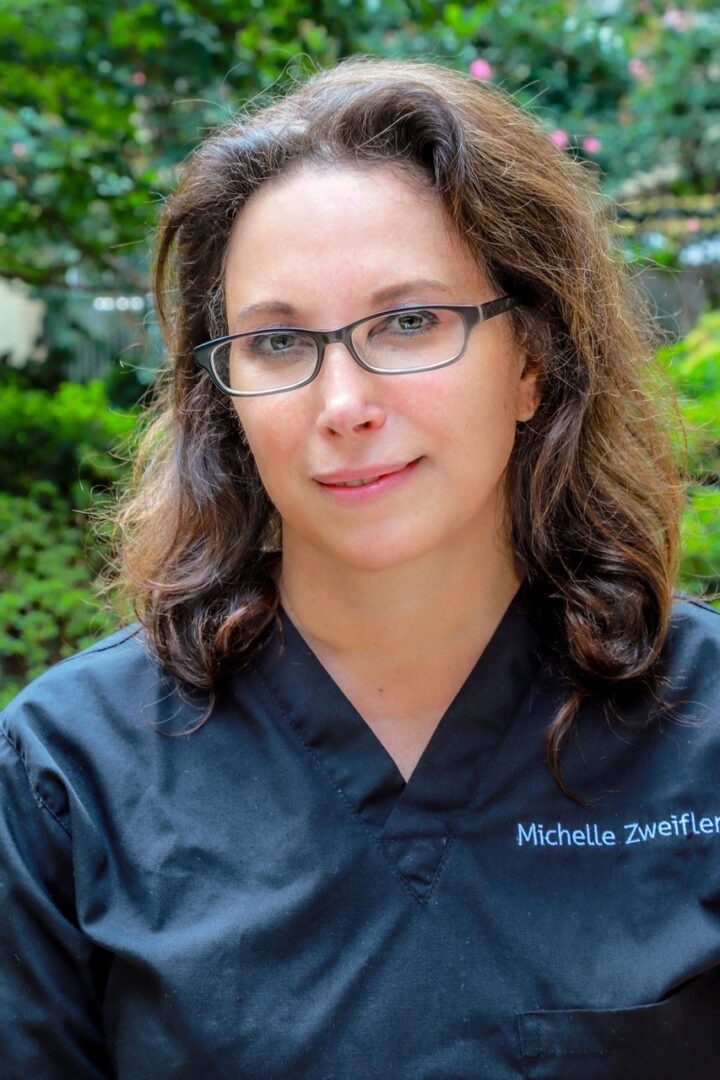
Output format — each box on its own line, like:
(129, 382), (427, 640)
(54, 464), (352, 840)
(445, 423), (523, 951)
(112, 57), (683, 793)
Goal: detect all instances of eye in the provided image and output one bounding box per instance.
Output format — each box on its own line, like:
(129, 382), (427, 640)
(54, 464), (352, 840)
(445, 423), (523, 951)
(395, 311), (435, 332)
(240, 331), (316, 360)
(375, 309), (440, 337)
(252, 332), (300, 353)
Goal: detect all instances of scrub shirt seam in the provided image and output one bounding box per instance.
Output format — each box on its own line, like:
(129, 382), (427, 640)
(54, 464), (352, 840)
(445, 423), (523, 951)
(421, 686), (535, 904)
(420, 827), (456, 902)
(685, 598), (720, 617)
(518, 1013), (609, 1062)
(377, 658), (549, 905)
(1, 728), (72, 838)
(252, 664), (428, 907)
(517, 1013), (540, 1067)
(49, 626), (144, 672)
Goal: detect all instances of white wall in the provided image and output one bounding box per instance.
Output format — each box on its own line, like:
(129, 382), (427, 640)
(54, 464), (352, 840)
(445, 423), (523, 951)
(0, 279), (46, 367)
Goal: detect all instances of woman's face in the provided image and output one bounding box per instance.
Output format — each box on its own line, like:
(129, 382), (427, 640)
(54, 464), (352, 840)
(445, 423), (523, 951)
(224, 164), (539, 575)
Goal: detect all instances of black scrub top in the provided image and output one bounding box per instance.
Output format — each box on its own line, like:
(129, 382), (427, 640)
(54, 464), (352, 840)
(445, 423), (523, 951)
(1, 590), (720, 1080)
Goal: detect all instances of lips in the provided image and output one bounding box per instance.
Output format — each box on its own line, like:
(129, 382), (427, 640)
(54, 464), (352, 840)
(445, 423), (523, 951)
(311, 459), (422, 502)
(314, 461), (417, 487)
(333, 474), (383, 488)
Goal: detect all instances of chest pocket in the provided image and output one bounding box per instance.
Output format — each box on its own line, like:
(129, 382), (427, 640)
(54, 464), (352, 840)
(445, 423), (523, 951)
(517, 969), (720, 1080)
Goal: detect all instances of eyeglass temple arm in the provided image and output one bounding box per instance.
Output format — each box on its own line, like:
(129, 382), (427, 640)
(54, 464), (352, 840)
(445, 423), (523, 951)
(479, 296), (518, 321)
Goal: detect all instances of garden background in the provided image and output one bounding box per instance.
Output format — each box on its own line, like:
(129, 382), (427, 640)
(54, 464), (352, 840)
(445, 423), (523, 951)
(1, 0), (719, 706)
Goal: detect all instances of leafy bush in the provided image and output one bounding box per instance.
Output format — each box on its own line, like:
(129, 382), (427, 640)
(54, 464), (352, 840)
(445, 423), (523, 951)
(0, 378), (134, 502)
(681, 486), (720, 600)
(0, 379), (134, 706)
(0, 482), (117, 707)
(660, 310), (720, 477)
(660, 310), (720, 601)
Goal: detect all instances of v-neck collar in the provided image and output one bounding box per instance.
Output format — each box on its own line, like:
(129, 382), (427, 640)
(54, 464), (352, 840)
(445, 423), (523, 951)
(249, 584), (541, 901)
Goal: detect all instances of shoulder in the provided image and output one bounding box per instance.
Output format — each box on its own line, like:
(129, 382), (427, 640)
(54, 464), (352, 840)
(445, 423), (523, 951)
(562, 598), (720, 797)
(642, 596), (720, 778)
(1, 626), (204, 816)
(2, 624), (159, 738)
(663, 596), (720, 708)
(668, 594), (720, 641)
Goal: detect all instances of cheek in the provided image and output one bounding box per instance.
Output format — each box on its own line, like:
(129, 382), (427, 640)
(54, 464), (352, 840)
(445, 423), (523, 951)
(232, 400), (307, 505)
(438, 361), (520, 442)
(233, 400), (299, 456)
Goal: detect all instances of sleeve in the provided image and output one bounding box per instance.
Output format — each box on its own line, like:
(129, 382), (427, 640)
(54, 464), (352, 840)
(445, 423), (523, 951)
(0, 725), (113, 1079)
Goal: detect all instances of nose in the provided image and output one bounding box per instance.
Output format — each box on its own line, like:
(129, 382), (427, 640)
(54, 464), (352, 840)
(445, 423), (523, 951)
(314, 342), (387, 438)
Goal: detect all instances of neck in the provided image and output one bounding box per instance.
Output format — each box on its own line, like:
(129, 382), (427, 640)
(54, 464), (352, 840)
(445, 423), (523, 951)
(278, 534), (521, 666)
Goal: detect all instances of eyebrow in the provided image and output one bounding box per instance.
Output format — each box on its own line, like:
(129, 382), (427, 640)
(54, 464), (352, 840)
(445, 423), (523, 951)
(231, 279), (455, 330)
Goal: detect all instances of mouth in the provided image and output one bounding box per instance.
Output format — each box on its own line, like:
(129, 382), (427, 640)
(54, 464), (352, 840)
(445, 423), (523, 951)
(315, 460), (419, 487)
(332, 474), (385, 488)
(314, 459), (422, 495)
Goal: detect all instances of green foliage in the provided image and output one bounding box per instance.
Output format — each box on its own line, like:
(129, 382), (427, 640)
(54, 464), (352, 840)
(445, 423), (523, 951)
(0, 0), (383, 288)
(660, 310), (720, 600)
(660, 310), (720, 480)
(0, 378), (135, 501)
(0, 482), (117, 708)
(0, 378), (134, 704)
(681, 486), (720, 601)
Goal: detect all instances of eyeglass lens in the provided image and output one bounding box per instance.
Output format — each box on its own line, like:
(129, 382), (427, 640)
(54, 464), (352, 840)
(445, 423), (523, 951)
(210, 307), (467, 394)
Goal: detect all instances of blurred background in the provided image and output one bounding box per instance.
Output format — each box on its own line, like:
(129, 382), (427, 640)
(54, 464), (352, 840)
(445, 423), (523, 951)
(1, 0), (719, 705)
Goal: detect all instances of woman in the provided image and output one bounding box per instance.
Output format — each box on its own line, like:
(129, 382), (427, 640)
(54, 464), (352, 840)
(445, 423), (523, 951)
(2, 58), (719, 1078)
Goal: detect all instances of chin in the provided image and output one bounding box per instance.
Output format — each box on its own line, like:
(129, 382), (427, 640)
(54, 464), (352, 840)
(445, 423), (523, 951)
(321, 533), (447, 575)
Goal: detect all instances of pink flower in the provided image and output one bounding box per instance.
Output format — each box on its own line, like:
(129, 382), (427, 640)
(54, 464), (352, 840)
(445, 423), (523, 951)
(11, 142), (27, 158)
(628, 58), (649, 81)
(550, 129), (569, 149)
(663, 7), (690, 30)
(131, 71), (147, 86)
(469, 58), (493, 82)
(582, 136), (602, 154)
(686, 217), (701, 233)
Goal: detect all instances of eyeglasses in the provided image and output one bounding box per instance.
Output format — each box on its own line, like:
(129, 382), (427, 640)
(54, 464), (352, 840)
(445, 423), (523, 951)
(194, 296), (518, 397)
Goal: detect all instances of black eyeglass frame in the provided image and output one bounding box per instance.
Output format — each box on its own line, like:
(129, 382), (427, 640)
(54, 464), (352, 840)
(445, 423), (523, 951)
(193, 295), (519, 397)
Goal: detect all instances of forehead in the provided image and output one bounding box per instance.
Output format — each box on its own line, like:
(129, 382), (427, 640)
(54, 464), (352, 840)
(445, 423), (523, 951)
(223, 163), (489, 321)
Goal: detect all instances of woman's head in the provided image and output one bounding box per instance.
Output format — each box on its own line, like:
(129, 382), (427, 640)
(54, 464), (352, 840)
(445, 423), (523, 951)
(118, 58), (682, 786)
(219, 161), (539, 578)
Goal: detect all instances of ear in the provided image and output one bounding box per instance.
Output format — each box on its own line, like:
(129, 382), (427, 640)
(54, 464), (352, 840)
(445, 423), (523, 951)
(516, 354), (542, 423)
